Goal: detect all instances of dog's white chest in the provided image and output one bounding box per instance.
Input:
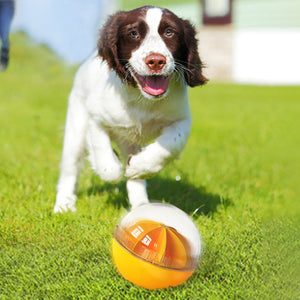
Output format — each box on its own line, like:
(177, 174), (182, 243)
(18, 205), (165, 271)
(106, 118), (170, 145)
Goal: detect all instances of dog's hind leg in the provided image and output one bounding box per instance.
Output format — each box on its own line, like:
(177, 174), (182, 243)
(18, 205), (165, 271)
(118, 143), (149, 208)
(126, 179), (149, 209)
(54, 89), (88, 213)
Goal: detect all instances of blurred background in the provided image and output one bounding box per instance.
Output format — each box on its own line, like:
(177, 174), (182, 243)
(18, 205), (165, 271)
(11, 0), (300, 84)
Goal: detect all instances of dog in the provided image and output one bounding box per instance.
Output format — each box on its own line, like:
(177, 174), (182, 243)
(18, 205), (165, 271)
(54, 5), (207, 213)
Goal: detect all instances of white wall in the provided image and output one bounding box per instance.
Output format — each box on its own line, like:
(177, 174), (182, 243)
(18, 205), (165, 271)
(12, 0), (117, 63)
(233, 29), (300, 85)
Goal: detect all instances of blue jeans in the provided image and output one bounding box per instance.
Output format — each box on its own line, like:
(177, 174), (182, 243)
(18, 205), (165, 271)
(0, 0), (15, 50)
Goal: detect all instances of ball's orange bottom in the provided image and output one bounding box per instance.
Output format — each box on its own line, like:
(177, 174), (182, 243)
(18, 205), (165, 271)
(112, 239), (194, 290)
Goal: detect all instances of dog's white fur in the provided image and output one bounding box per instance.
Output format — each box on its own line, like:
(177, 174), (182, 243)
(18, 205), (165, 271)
(54, 7), (192, 213)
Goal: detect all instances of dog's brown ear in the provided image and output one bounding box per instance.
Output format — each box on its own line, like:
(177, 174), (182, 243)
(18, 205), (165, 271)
(182, 20), (208, 87)
(98, 12), (127, 79)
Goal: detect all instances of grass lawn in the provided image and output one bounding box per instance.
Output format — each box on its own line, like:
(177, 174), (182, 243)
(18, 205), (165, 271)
(0, 33), (299, 299)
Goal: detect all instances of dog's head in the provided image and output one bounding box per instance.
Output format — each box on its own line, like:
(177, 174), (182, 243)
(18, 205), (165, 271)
(98, 6), (207, 99)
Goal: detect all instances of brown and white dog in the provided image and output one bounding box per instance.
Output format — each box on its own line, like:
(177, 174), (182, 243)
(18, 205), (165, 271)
(54, 6), (207, 213)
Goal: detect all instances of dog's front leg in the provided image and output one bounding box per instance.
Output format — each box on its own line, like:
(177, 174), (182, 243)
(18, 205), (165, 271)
(87, 120), (123, 183)
(125, 118), (191, 180)
(54, 90), (88, 213)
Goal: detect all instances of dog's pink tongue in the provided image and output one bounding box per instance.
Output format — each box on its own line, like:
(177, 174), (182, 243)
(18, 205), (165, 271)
(142, 76), (169, 96)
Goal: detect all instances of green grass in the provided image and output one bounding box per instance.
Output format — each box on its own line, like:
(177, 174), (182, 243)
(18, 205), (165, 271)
(1, 33), (300, 299)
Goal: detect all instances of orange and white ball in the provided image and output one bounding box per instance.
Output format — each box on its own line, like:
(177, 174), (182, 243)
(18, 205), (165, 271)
(112, 203), (201, 289)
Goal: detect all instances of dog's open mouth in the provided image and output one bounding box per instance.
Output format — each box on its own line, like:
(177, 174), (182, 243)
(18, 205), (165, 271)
(134, 73), (171, 97)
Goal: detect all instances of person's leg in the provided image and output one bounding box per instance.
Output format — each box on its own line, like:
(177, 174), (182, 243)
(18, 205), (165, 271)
(0, 1), (15, 70)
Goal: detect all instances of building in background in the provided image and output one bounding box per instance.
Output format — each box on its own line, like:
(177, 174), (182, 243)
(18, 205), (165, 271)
(198, 0), (300, 85)
(12, 0), (117, 63)
(202, 0), (233, 25)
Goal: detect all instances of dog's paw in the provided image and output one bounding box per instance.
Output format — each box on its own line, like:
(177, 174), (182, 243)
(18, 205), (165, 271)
(94, 159), (123, 183)
(125, 152), (164, 180)
(89, 151), (123, 183)
(54, 193), (77, 213)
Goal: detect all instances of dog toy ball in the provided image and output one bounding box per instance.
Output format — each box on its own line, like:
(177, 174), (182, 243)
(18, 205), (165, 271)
(112, 203), (201, 289)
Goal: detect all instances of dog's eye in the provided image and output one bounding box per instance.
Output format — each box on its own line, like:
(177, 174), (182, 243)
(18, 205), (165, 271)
(164, 28), (174, 38)
(129, 30), (139, 39)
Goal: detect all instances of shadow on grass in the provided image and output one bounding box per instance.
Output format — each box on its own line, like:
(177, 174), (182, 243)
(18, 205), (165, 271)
(147, 177), (231, 216)
(85, 175), (231, 217)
